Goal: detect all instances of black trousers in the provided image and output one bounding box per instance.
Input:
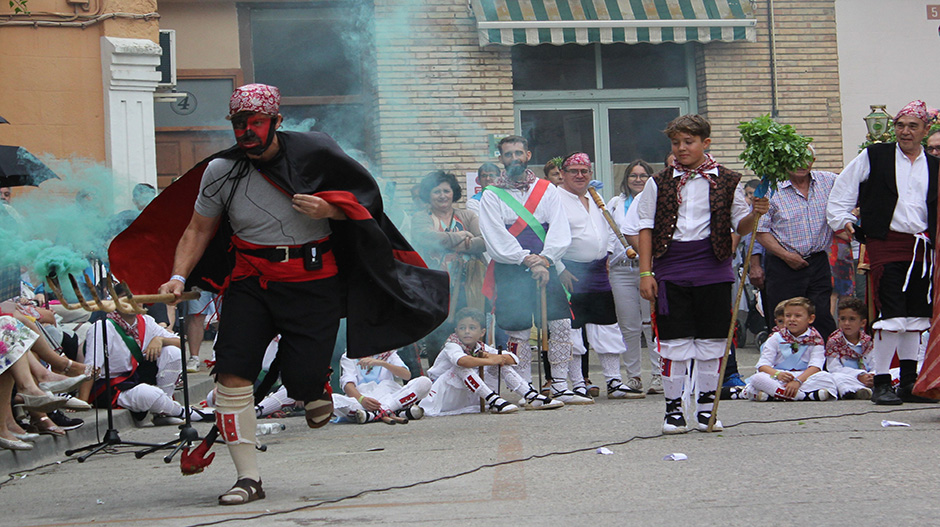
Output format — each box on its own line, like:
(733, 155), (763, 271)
(764, 251), (836, 341)
(213, 275), (343, 402)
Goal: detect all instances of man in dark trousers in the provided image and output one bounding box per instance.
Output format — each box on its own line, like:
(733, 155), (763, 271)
(828, 100), (938, 405)
(153, 84), (447, 505)
(756, 146), (838, 341)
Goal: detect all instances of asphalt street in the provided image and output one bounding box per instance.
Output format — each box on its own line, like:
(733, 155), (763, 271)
(3, 345), (940, 527)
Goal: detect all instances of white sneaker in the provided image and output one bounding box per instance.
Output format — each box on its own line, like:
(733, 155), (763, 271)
(696, 412), (723, 432)
(662, 414), (689, 435)
(403, 405), (424, 420)
(551, 389), (594, 405)
(647, 374), (664, 394)
(608, 379), (646, 399)
(186, 356), (201, 373)
(742, 385), (769, 402)
(523, 390), (565, 410)
(485, 393), (519, 414)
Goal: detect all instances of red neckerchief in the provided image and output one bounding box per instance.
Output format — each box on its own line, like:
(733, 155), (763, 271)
(825, 329), (872, 360)
(671, 153), (719, 204)
(493, 168), (538, 192)
(107, 311), (140, 346)
(779, 326), (825, 350)
(446, 333), (484, 357)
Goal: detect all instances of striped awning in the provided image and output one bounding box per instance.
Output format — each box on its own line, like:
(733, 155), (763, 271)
(471, 0), (757, 46)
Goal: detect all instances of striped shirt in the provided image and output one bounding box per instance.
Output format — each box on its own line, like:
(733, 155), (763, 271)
(757, 170), (836, 257)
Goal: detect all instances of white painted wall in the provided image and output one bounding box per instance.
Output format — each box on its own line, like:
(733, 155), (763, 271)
(836, 0), (940, 164)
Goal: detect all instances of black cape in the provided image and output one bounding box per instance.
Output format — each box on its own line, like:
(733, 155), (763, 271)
(110, 131), (449, 358)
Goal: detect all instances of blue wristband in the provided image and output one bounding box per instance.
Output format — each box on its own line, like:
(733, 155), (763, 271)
(170, 274), (186, 284)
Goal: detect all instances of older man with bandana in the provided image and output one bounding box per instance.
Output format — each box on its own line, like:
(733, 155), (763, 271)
(828, 100), (939, 405)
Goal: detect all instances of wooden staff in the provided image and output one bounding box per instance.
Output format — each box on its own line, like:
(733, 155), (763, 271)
(587, 187), (637, 259)
(708, 219), (761, 432)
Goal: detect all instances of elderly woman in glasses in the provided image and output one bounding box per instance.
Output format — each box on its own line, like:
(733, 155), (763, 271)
(606, 160), (662, 396)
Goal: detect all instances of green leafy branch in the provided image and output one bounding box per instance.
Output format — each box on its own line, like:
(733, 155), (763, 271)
(738, 114), (813, 195)
(8, 0), (29, 15)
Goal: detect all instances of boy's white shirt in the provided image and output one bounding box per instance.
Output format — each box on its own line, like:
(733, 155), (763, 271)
(633, 170), (751, 240)
(339, 351), (407, 388)
(427, 341), (518, 382)
(825, 332), (869, 377)
(756, 328), (826, 370)
(85, 315), (177, 376)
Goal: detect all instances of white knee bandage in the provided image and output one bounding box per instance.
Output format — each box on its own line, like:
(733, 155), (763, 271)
(215, 384), (256, 446)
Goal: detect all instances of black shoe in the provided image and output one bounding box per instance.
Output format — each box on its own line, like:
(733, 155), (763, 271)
(872, 383), (902, 405)
(48, 410), (84, 431)
(897, 384), (940, 403)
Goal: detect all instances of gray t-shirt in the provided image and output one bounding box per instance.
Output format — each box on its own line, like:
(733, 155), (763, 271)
(194, 157), (331, 245)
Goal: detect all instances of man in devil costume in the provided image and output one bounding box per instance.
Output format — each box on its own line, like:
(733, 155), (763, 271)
(132, 84), (448, 505)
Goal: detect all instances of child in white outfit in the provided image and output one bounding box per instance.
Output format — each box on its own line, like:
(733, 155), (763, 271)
(744, 297), (837, 401)
(419, 308), (562, 416)
(826, 298), (875, 400)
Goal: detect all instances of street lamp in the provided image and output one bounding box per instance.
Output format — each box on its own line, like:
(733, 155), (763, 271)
(864, 105), (892, 143)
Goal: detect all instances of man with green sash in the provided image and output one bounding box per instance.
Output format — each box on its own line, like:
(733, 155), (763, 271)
(85, 311), (208, 425)
(478, 136), (591, 406)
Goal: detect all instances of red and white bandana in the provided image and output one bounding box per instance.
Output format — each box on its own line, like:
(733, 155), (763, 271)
(562, 152), (592, 168)
(824, 329), (872, 361)
(894, 100), (931, 124)
(228, 83), (280, 117)
(779, 326), (825, 347)
(671, 153), (719, 204)
(446, 333), (484, 357)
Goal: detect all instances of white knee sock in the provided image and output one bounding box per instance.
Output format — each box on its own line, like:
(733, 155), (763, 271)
(458, 368), (494, 400)
(898, 331), (921, 361)
(215, 383), (259, 482)
(387, 377), (432, 411)
(598, 353), (622, 382)
(257, 385), (293, 416)
(547, 319), (573, 365)
(567, 355), (585, 389)
(506, 330), (532, 384)
(695, 358), (720, 414)
(662, 358), (688, 401)
(872, 330), (901, 375)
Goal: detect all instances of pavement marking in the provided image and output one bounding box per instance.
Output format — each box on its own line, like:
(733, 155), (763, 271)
(492, 426), (526, 500)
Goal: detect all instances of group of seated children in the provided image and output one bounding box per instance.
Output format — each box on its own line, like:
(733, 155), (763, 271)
(738, 296), (887, 402)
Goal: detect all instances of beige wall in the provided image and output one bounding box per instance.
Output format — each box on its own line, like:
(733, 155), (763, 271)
(158, 1), (240, 70)
(836, 0), (940, 162)
(698, 0), (843, 175)
(0, 0), (159, 169)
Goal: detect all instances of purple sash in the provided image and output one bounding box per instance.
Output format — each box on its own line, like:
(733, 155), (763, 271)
(562, 258), (611, 294)
(511, 222), (549, 253)
(652, 239), (733, 314)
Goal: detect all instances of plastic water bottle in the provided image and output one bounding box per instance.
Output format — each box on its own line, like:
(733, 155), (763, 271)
(256, 423), (285, 435)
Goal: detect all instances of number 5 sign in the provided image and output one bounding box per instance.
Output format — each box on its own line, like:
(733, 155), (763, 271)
(929, 5), (940, 19)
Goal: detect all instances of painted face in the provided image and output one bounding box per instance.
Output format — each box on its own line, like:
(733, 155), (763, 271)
(626, 166), (650, 196)
(498, 142), (531, 170)
(895, 115), (928, 155)
(670, 132), (711, 169)
(561, 164), (591, 194)
(478, 170), (499, 188)
(926, 133), (940, 157)
(783, 305), (815, 336)
(232, 112), (276, 155)
(456, 317), (486, 347)
(838, 309), (866, 342)
(429, 181), (454, 212)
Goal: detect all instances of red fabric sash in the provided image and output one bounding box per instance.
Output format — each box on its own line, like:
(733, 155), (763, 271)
(866, 231), (927, 312)
(231, 235), (337, 288)
(483, 178), (551, 300)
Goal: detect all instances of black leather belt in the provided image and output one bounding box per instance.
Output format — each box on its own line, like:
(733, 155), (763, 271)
(238, 240), (332, 263)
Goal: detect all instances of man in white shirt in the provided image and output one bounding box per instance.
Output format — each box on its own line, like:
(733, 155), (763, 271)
(478, 136), (584, 405)
(827, 99), (938, 405)
(556, 152), (641, 400)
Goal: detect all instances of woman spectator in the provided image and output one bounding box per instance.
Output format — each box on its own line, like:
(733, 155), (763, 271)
(607, 160), (662, 395)
(411, 171), (486, 363)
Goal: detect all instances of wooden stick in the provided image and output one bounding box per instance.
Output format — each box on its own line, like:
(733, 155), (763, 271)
(708, 218), (761, 432)
(539, 283), (548, 389)
(587, 187), (637, 258)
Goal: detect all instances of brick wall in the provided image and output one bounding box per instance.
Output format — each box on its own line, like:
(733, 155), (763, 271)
(372, 0), (514, 202)
(697, 0), (843, 175)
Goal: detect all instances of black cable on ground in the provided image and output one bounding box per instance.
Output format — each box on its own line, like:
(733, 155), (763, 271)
(186, 404), (940, 527)
(0, 444), (142, 489)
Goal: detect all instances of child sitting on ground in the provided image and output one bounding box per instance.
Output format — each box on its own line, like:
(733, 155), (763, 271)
(826, 298), (874, 400)
(419, 307), (562, 416)
(743, 297), (837, 401)
(332, 349), (431, 424)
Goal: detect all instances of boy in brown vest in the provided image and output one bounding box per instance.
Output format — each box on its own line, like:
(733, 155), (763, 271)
(635, 114), (768, 434)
